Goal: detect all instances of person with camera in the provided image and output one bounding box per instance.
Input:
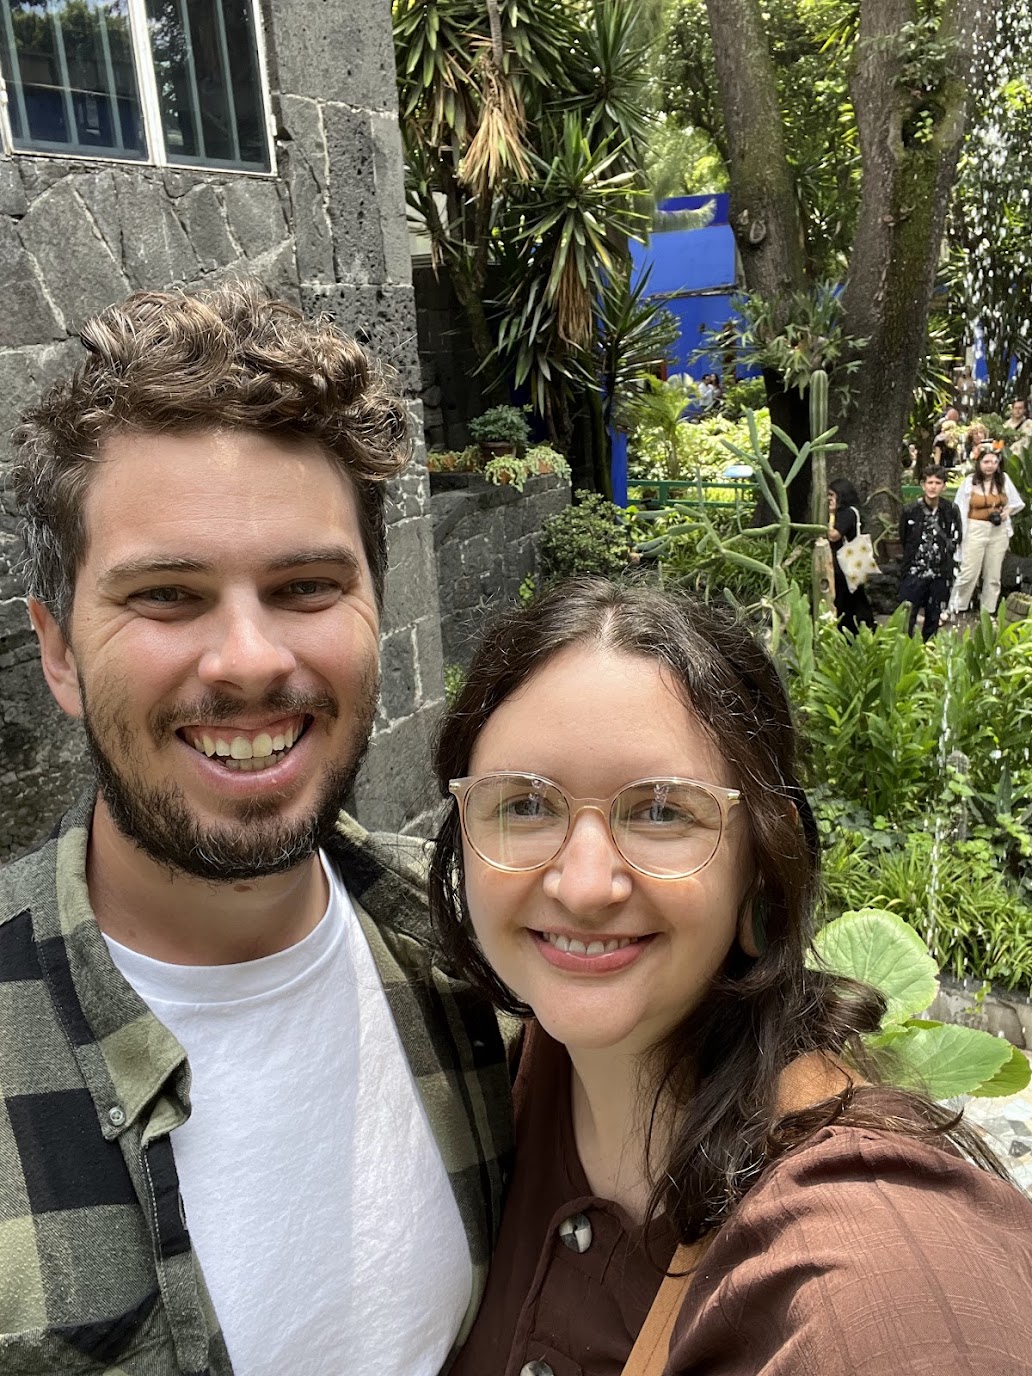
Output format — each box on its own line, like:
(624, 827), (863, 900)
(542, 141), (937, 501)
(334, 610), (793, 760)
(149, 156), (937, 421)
(950, 441), (1025, 616)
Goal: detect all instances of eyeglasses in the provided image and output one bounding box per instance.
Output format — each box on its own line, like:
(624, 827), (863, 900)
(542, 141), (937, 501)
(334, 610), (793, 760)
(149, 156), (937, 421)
(449, 772), (742, 880)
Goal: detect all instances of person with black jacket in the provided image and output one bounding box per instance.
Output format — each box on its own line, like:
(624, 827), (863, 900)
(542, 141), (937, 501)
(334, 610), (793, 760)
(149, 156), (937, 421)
(897, 465), (963, 640)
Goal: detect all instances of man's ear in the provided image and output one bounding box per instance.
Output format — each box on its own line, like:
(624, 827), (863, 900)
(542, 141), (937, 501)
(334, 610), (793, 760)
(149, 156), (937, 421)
(28, 599), (83, 719)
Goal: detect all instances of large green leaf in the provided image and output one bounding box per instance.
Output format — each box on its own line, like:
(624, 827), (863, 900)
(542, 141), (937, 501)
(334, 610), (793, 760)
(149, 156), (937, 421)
(969, 1042), (1032, 1098)
(881, 1023), (1013, 1099)
(811, 908), (939, 1022)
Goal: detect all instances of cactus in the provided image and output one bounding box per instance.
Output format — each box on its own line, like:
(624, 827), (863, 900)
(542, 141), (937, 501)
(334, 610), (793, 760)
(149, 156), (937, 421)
(809, 367), (830, 528)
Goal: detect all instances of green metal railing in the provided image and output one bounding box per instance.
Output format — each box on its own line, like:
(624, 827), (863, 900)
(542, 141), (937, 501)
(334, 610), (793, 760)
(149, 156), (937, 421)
(626, 476), (757, 512)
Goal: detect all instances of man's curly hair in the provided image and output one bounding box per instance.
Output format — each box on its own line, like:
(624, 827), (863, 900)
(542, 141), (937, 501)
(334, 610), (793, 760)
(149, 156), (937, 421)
(12, 279), (412, 626)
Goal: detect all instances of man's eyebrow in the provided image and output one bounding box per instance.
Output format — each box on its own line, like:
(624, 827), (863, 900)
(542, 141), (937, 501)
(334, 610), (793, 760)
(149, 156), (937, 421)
(98, 547), (363, 589)
(98, 557), (208, 588)
(264, 546), (363, 574)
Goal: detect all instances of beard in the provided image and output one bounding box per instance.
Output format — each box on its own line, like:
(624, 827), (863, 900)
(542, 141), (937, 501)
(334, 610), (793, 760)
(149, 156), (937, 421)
(80, 677), (378, 883)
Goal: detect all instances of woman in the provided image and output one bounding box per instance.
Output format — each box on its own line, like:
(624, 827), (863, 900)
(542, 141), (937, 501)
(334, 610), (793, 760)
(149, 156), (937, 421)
(431, 580), (1032, 1376)
(950, 443), (1025, 615)
(826, 478), (876, 634)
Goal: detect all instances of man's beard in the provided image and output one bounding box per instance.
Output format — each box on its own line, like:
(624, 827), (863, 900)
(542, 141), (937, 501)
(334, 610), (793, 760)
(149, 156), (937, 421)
(80, 678), (378, 883)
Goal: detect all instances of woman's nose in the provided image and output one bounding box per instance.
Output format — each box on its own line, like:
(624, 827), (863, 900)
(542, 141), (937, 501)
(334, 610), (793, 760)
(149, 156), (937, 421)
(541, 809), (634, 912)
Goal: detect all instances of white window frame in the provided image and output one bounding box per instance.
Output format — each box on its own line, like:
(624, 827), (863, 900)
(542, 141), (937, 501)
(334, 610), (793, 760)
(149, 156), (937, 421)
(0, 0), (276, 177)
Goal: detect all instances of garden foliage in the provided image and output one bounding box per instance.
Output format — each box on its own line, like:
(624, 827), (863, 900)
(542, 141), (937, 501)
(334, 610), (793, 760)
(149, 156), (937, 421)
(785, 604), (1032, 988)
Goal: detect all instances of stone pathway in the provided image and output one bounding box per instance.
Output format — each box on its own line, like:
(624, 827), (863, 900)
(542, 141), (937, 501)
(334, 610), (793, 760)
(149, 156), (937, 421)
(958, 1053), (1032, 1197)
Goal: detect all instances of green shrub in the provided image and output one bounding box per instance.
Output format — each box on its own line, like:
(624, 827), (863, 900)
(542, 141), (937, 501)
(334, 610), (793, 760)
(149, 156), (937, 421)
(538, 491), (631, 585)
(628, 407), (771, 481)
(468, 405), (531, 447)
(821, 832), (1032, 991)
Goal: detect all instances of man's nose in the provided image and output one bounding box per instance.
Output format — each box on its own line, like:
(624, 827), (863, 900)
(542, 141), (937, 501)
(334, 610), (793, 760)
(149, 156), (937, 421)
(541, 808), (634, 912)
(197, 596), (297, 694)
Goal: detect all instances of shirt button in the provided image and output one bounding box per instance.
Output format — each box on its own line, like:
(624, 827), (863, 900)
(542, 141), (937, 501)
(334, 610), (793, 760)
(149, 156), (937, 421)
(558, 1211), (592, 1253)
(107, 1106), (126, 1127)
(520, 1364), (554, 1376)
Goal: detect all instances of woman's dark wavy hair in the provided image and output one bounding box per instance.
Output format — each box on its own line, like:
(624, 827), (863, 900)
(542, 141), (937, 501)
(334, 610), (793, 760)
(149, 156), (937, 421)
(430, 578), (1007, 1244)
(829, 476), (862, 512)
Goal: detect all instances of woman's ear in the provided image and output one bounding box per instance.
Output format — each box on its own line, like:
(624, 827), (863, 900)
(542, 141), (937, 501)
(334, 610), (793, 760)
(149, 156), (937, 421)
(738, 887), (766, 959)
(28, 599), (83, 719)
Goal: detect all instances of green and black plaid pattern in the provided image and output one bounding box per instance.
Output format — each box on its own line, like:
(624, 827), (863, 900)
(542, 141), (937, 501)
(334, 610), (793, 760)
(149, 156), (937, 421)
(0, 795), (513, 1374)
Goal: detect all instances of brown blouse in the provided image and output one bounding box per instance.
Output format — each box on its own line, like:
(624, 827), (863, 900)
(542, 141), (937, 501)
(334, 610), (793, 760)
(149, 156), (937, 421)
(451, 1022), (1032, 1376)
(968, 487), (1006, 520)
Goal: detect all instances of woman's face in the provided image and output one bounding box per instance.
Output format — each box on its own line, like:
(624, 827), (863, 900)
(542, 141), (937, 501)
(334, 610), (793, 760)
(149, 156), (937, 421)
(969, 424), (987, 446)
(978, 449), (1000, 478)
(462, 646), (754, 1057)
(827, 489), (838, 512)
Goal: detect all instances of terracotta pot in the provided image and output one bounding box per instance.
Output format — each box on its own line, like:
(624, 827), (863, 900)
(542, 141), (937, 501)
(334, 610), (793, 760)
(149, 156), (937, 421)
(479, 440), (516, 461)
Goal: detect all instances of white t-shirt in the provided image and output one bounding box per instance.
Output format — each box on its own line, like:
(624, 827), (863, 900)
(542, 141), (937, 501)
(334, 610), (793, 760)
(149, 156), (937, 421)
(104, 853), (471, 1376)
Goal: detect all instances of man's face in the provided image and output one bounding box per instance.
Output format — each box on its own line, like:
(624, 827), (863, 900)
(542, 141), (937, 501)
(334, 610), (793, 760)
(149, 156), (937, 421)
(1010, 401), (1027, 425)
(921, 475), (946, 503)
(32, 429), (380, 881)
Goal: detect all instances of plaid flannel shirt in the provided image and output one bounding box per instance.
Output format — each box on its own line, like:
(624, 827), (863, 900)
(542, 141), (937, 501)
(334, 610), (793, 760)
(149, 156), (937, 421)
(0, 793), (513, 1375)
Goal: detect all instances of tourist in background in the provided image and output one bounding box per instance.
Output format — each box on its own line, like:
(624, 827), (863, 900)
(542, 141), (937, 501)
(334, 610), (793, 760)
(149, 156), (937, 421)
(898, 466), (962, 639)
(950, 444), (1025, 616)
(826, 478), (876, 634)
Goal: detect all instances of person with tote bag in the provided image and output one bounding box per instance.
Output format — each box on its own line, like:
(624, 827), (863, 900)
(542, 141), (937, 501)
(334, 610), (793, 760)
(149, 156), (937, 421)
(826, 478), (877, 633)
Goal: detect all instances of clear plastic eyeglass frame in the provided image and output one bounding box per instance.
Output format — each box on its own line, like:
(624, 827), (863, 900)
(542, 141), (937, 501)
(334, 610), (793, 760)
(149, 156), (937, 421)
(448, 772), (742, 880)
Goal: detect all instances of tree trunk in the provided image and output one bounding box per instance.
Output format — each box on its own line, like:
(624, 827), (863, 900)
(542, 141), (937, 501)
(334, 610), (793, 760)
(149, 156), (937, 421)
(836, 0), (1002, 515)
(763, 368), (812, 522)
(703, 0), (809, 303)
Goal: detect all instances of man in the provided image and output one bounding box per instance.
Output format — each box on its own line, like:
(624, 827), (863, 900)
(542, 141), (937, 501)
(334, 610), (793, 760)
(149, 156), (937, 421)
(0, 282), (511, 1375)
(897, 465), (963, 640)
(1006, 396), (1032, 457)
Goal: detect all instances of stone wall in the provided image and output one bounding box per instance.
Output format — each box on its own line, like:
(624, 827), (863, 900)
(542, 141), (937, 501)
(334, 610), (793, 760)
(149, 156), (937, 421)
(432, 474), (571, 670)
(0, 0), (445, 858)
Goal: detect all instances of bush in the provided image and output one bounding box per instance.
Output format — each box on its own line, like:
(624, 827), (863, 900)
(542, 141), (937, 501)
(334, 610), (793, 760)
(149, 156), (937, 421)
(628, 407), (771, 481)
(822, 831), (1032, 991)
(538, 491), (632, 586)
(468, 405), (530, 447)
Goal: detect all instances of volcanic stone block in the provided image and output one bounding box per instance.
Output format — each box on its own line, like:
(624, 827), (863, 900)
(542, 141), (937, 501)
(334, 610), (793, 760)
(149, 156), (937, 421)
(301, 283), (421, 394)
(0, 161), (27, 216)
(0, 338), (82, 461)
(378, 626), (417, 722)
(113, 176), (199, 288)
(321, 104), (385, 285)
(19, 182), (133, 330)
(279, 95), (335, 286)
(381, 515), (441, 636)
(178, 184), (238, 271)
(0, 218), (64, 346)
(222, 178), (290, 261)
(369, 113), (411, 285)
(351, 707), (440, 836)
(264, 0), (398, 113)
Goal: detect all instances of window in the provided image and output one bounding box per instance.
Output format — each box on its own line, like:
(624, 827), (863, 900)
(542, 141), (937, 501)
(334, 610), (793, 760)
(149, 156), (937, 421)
(0, 0), (272, 172)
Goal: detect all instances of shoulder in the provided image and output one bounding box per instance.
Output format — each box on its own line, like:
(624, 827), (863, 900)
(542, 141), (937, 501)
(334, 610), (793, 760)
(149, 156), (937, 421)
(669, 1127), (1032, 1375)
(0, 800), (86, 928)
(323, 812), (433, 945)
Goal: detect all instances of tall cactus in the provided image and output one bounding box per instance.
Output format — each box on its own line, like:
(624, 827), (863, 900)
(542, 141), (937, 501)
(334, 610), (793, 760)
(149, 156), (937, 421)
(809, 367), (829, 526)
(809, 367), (834, 617)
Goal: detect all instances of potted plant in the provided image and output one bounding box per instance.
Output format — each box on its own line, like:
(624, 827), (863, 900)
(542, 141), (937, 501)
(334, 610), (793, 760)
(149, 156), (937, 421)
(484, 454), (538, 492)
(525, 443), (571, 479)
(468, 405), (531, 459)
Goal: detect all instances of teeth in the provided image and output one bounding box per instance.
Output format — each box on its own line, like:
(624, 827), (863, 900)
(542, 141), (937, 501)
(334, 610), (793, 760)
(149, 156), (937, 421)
(252, 733), (274, 759)
(184, 720), (306, 763)
(546, 933), (638, 956)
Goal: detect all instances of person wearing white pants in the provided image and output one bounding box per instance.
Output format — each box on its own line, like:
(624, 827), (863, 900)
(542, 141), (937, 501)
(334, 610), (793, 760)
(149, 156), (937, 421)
(950, 445), (1026, 614)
